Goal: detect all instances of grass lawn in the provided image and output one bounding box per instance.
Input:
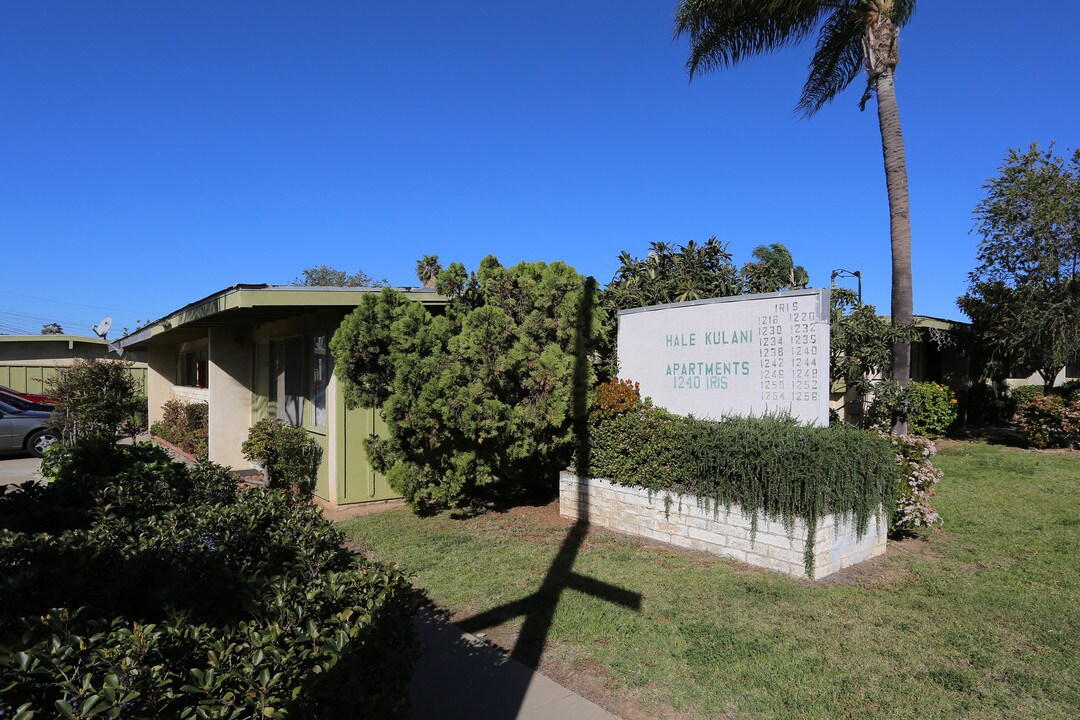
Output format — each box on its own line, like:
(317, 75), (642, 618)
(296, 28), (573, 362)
(339, 441), (1079, 720)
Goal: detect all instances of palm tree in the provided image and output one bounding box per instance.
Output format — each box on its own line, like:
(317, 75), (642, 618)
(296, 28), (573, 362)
(674, 0), (916, 390)
(742, 243), (810, 294)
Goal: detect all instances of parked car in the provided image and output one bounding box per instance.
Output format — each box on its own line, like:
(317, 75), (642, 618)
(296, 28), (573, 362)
(0, 389), (53, 412)
(0, 384), (54, 406)
(0, 400), (58, 457)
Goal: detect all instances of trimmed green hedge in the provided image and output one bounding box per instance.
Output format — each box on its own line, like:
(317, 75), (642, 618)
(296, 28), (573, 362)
(0, 443), (418, 719)
(588, 408), (900, 576)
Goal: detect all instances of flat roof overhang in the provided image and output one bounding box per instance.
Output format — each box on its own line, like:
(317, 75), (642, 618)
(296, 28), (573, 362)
(118, 284), (445, 350)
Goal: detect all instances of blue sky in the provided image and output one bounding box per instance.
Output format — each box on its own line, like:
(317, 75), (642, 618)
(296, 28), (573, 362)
(2, 1), (1076, 337)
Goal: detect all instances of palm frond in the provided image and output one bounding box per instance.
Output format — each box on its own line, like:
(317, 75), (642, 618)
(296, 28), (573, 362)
(796, 8), (865, 117)
(674, 0), (832, 79)
(889, 0), (917, 27)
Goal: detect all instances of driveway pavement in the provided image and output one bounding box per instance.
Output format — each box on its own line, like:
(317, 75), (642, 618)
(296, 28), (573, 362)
(0, 456), (43, 487)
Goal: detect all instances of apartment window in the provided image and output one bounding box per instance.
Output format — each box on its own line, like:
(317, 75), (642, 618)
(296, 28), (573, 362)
(273, 337), (304, 426)
(178, 349), (208, 388)
(1067, 359), (1079, 379)
(311, 335), (328, 428)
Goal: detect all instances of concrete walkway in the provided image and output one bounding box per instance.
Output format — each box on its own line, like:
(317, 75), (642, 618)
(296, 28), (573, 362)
(0, 456), (41, 486)
(411, 607), (621, 720)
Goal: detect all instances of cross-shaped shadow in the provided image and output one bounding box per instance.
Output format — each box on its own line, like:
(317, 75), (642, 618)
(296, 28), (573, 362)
(457, 276), (641, 664)
(409, 277), (641, 719)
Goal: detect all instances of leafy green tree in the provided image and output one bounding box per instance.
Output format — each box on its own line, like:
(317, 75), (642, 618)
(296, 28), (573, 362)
(958, 143), (1080, 392)
(830, 287), (917, 422)
(47, 358), (144, 447)
(599, 238), (740, 378)
(604, 238), (740, 309)
(599, 239), (811, 377)
(675, 0), (918, 389)
(40, 322), (63, 335)
(741, 243), (810, 294)
(292, 264), (387, 287)
(331, 256), (604, 509)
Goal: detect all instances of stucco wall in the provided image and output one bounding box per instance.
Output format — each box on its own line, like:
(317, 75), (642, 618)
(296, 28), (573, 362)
(560, 472), (886, 580)
(207, 327), (255, 470)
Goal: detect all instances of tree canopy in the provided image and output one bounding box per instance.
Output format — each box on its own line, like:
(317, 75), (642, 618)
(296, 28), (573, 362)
(330, 256), (603, 509)
(830, 287), (917, 421)
(40, 323), (63, 335)
(599, 239), (809, 377)
(741, 243), (809, 294)
(958, 143), (1080, 390)
(291, 264), (387, 288)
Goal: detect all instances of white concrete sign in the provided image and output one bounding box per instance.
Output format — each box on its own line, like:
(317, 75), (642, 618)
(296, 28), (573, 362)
(617, 289), (830, 425)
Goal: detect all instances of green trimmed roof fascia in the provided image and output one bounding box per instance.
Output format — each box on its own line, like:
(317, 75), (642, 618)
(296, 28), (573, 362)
(119, 284), (445, 348)
(0, 335), (107, 351)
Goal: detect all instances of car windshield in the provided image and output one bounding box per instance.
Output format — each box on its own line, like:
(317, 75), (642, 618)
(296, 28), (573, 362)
(0, 400), (18, 414)
(0, 392), (33, 411)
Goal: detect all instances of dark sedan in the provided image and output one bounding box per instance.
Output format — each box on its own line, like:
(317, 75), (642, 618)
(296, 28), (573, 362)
(0, 401), (58, 457)
(0, 389), (53, 412)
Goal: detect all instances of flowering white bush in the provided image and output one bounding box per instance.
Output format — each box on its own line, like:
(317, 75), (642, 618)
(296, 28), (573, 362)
(880, 431), (943, 530)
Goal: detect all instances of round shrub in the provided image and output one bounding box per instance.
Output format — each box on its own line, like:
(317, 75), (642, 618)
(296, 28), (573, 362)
(242, 418), (323, 499)
(46, 358), (145, 446)
(1007, 384), (1044, 417)
(153, 398), (210, 460)
(868, 381), (958, 438)
(1013, 394), (1080, 448)
(591, 378), (641, 419)
(906, 382), (959, 438)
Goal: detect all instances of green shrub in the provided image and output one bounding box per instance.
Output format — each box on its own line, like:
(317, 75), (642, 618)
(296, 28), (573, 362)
(1053, 379), (1080, 402)
(1013, 394), (1080, 448)
(906, 382), (959, 437)
(152, 398), (210, 460)
(0, 442), (419, 718)
(1007, 384), (1044, 416)
(957, 380), (1008, 425)
(331, 257), (605, 510)
(46, 358), (144, 447)
(588, 407), (899, 576)
(867, 381), (958, 438)
(242, 418), (323, 499)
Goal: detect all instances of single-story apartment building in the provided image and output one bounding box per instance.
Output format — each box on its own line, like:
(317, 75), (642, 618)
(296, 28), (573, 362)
(0, 334), (147, 396)
(118, 284), (443, 508)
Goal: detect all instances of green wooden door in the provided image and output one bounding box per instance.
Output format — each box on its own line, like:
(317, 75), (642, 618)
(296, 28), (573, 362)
(339, 405), (397, 504)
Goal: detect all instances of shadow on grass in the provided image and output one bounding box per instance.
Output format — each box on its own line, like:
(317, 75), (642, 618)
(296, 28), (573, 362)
(430, 277), (641, 718)
(947, 423), (1027, 448)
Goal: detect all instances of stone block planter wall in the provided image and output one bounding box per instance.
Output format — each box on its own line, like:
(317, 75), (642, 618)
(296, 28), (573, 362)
(559, 472), (886, 580)
(171, 386), (210, 404)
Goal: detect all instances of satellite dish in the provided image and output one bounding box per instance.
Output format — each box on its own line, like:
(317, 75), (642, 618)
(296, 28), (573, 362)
(93, 317), (113, 339)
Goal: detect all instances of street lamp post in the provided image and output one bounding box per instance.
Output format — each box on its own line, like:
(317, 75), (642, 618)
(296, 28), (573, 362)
(830, 269), (862, 304)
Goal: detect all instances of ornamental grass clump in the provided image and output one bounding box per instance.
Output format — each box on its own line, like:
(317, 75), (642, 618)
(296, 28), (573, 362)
(588, 385), (900, 576)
